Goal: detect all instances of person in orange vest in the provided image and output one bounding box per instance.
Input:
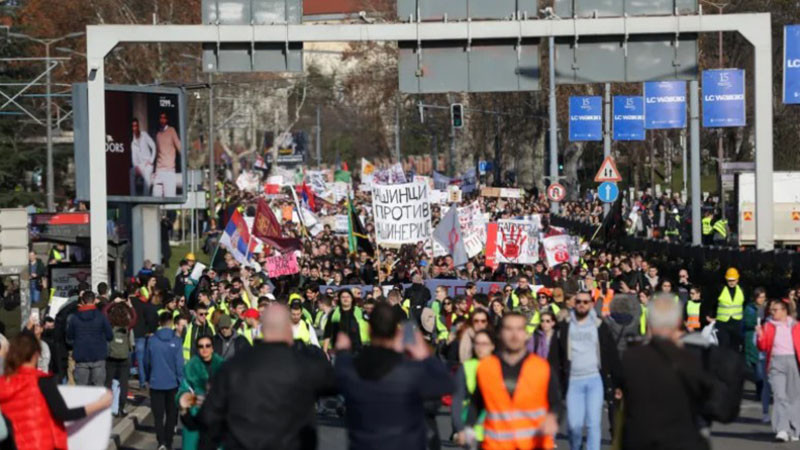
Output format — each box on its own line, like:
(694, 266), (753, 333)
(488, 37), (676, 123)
(592, 274), (615, 318)
(459, 312), (560, 449)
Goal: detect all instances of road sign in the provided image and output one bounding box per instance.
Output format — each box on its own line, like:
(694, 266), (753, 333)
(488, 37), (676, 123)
(792, 211), (800, 222)
(594, 156), (623, 183)
(784, 25), (800, 104)
(702, 69), (746, 128)
(743, 211), (753, 221)
(597, 182), (619, 203)
(547, 183), (566, 202)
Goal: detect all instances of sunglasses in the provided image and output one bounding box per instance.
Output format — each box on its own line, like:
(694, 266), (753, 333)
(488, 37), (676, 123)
(198, 344), (212, 349)
(197, 312), (207, 316)
(541, 319), (554, 324)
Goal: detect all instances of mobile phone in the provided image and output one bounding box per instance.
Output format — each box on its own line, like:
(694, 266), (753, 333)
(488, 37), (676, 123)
(30, 309), (40, 325)
(403, 321), (416, 347)
(757, 317), (762, 327)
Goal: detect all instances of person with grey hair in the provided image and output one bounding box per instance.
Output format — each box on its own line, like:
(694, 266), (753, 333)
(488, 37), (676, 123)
(619, 296), (711, 450)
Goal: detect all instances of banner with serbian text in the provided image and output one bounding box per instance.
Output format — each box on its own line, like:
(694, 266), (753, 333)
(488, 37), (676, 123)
(264, 253), (299, 278)
(372, 181), (432, 245)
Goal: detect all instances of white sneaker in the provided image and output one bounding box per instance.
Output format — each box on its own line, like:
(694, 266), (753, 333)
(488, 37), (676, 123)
(776, 431), (789, 442)
(791, 435), (799, 442)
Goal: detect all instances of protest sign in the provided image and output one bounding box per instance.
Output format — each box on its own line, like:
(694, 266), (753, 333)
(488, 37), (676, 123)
(190, 262), (206, 281)
(485, 223), (499, 269)
(306, 170), (329, 195)
(60, 386), (112, 450)
(543, 234), (577, 267)
(332, 181), (349, 203)
(448, 185), (463, 203)
(494, 219), (540, 265)
(430, 189), (448, 204)
(372, 181), (432, 245)
(265, 253), (299, 277)
(235, 170), (261, 192)
(458, 201), (487, 258)
(433, 207), (468, 266)
(414, 175), (434, 191)
(481, 187), (522, 199)
(360, 158), (376, 190)
(335, 214), (348, 234)
(49, 265), (91, 298)
(373, 162), (407, 185)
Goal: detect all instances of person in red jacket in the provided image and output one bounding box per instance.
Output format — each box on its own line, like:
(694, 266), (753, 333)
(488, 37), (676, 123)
(0, 333), (112, 450)
(756, 298), (800, 442)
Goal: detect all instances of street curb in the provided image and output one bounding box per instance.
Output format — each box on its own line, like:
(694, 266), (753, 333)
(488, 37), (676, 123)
(107, 405), (151, 450)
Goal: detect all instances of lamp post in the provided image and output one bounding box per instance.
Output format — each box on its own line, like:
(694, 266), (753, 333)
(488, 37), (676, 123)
(7, 31), (85, 212)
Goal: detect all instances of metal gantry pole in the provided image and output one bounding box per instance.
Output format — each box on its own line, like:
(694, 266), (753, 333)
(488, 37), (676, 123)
(690, 80), (702, 246)
(208, 72), (216, 228)
(548, 36), (559, 214)
(395, 99), (401, 163)
(45, 42), (54, 212)
(315, 104), (321, 167)
(603, 82), (611, 216)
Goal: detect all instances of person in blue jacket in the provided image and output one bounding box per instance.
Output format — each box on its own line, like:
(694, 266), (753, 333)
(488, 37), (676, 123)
(144, 311), (185, 450)
(66, 290), (113, 386)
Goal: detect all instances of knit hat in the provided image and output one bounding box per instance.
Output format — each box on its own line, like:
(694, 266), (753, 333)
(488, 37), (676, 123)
(217, 315), (233, 329)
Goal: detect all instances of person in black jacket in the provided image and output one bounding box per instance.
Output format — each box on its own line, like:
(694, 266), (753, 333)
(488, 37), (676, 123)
(620, 296), (711, 450)
(334, 303), (454, 450)
(178, 303), (336, 450)
(130, 292), (158, 388)
(403, 272), (431, 325)
(548, 290), (622, 450)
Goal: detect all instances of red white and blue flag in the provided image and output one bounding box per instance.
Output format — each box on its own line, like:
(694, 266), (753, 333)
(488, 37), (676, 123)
(219, 210), (257, 265)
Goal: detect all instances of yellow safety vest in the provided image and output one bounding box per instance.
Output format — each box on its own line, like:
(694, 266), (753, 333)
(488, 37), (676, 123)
(640, 306), (648, 335)
(716, 285), (744, 322)
(294, 320), (311, 345)
(461, 359), (485, 442)
(182, 322), (215, 360)
(157, 308), (180, 319)
(330, 306), (370, 344)
(701, 217), (713, 235)
(238, 323), (254, 345)
(712, 219), (728, 238)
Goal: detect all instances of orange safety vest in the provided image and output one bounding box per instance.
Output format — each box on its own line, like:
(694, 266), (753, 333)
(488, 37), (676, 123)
(476, 354), (555, 450)
(592, 288), (615, 316)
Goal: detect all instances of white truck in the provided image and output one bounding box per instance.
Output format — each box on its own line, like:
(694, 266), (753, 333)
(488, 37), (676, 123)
(738, 172), (800, 246)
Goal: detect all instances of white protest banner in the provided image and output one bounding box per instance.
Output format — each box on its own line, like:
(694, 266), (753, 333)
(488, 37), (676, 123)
(495, 219), (540, 265)
(235, 170), (261, 192)
(334, 214), (348, 234)
(190, 262), (206, 281)
(433, 207), (468, 266)
(458, 201), (487, 258)
(448, 185), (463, 203)
(543, 234), (576, 267)
(60, 386), (112, 450)
(374, 162), (407, 185)
(372, 181), (432, 245)
(306, 170), (329, 195)
(265, 252), (300, 277)
(332, 181), (349, 203)
(430, 189), (448, 204)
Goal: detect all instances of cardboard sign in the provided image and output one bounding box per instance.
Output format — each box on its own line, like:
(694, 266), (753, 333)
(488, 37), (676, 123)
(372, 181), (432, 245)
(60, 386), (112, 450)
(265, 253), (299, 278)
(542, 234), (579, 267)
(458, 201), (487, 258)
(481, 187), (523, 199)
(494, 220), (540, 265)
(448, 185), (463, 203)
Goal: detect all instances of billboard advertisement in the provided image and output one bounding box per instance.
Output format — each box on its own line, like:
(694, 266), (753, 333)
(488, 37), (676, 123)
(702, 69), (746, 128)
(612, 96), (645, 141)
(644, 81), (687, 129)
(784, 25), (800, 104)
(568, 96), (603, 141)
(73, 84), (187, 203)
(264, 131), (308, 166)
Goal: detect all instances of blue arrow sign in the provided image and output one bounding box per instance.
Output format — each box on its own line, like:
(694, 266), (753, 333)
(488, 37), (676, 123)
(703, 69), (746, 128)
(784, 25), (800, 104)
(613, 96), (645, 141)
(569, 96), (603, 141)
(644, 81), (687, 129)
(597, 182), (619, 203)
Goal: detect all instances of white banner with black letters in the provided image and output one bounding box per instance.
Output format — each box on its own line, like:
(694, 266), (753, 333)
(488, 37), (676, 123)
(372, 181), (432, 245)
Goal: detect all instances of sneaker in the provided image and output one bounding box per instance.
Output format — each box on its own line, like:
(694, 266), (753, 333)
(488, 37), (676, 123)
(791, 435), (799, 442)
(762, 413), (771, 424)
(776, 431), (789, 442)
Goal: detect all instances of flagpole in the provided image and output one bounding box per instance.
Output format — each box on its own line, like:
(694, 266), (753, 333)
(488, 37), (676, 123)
(288, 183), (310, 242)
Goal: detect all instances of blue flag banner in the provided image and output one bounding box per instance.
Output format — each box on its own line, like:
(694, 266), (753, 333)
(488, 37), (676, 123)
(612, 96), (645, 141)
(644, 81), (687, 129)
(702, 69), (746, 128)
(569, 96), (603, 141)
(784, 25), (800, 104)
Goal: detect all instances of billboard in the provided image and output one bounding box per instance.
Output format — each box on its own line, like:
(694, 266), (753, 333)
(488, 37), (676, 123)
(73, 84), (187, 203)
(784, 25), (800, 104)
(613, 96), (645, 141)
(568, 96), (603, 141)
(264, 131), (308, 165)
(644, 81), (687, 129)
(702, 69), (746, 128)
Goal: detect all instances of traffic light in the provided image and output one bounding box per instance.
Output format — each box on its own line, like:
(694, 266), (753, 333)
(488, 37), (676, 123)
(451, 103), (464, 129)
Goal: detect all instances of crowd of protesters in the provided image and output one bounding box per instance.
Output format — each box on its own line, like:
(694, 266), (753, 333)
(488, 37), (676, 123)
(0, 170), (794, 450)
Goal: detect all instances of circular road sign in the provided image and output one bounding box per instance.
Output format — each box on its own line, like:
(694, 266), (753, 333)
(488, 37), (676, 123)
(597, 181), (620, 203)
(547, 183), (566, 202)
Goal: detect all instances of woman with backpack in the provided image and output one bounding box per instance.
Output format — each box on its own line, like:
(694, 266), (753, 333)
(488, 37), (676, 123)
(104, 296), (137, 417)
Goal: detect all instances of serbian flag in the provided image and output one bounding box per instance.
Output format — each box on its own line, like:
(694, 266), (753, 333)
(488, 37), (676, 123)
(264, 176), (283, 195)
(301, 182), (316, 211)
(252, 198), (302, 252)
(219, 210), (258, 265)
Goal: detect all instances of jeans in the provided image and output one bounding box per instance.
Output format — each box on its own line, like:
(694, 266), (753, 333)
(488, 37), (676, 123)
(150, 388), (178, 448)
(135, 337), (147, 386)
(755, 356), (772, 415)
(74, 360), (106, 386)
(105, 358), (130, 413)
(567, 373), (604, 450)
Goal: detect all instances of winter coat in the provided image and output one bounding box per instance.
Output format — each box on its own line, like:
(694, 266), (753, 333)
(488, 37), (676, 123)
(144, 327), (184, 390)
(177, 354), (224, 450)
(65, 304), (113, 362)
(0, 367), (67, 450)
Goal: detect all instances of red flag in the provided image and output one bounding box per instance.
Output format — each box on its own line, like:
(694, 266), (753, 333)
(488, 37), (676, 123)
(301, 182), (316, 211)
(252, 198), (302, 252)
(342, 161), (349, 172)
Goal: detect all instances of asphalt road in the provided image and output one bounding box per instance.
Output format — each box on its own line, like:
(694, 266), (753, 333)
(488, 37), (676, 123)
(118, 384), (787, 450)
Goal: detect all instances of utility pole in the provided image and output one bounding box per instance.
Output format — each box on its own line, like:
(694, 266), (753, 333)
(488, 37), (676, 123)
(315, 104), (321, 167)
(603, 82), (611, 216)
(395, 99), (401, 163)
(548, 36), (559, 214)
(208, 72), (215, 224)
(45, 41), (53, 211)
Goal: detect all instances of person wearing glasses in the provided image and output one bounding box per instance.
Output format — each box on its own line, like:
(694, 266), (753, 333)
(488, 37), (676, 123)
(549, 290), (622, 450)
(452, 329), (495, 447)
(458, 310), (490, 363)
(182, 303), (214, 361)
(177, 335), (223, 450)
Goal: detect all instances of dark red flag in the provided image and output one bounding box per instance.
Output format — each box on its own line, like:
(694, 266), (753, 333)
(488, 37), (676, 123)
(252, 198), (302, 252)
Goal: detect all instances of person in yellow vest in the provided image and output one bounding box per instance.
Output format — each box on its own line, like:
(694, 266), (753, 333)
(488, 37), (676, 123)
(683, 286), (704, 332)
(451, 329), (494, 445)
(181, 304), (214, 361)
(701, 210), (714, 246)
(709, 267), (746, 350)
(157, 295), (181, 319)
(240, 308), (262, 344)
(712, 213), (729, 245)
(322, 289), (369, 354)
(459, 313), (560, 449)
(290, 301), (319, 347)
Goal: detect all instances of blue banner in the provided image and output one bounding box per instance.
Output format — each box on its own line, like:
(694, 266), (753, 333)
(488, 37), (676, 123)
(702, 69), (746, 128)
(569, 96), (603, 141)
(612, 96), (645, 141)
(784, 25), (800, 104)
(644, 81), (687, 129)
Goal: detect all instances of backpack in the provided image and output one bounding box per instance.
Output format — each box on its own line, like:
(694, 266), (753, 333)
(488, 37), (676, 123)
(109, 327), (132, 360)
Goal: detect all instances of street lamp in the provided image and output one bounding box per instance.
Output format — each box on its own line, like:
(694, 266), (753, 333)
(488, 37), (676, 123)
(6, 31), (85, 212)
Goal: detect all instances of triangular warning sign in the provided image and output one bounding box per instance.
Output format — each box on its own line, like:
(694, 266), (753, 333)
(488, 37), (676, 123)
(792, 211), (800, 222)
(594, 156), (622, 183)
(743, 211), (753, 221)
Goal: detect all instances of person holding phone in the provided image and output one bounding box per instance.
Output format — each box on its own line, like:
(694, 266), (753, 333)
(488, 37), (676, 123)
(177, 335), (222, 450)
